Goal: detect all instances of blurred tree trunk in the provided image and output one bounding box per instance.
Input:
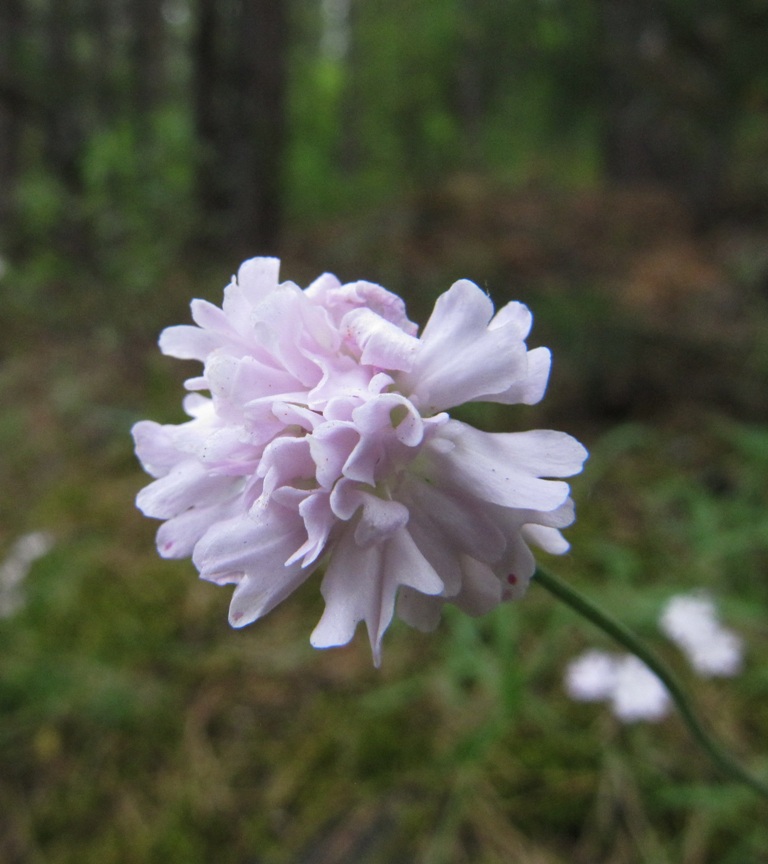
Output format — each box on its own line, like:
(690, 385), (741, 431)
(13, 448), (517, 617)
(194, 0), (222, 220)
(129, 0), (166, 125)
(0, 0), (26, 248)
(455, 8), (483, 166)
(236, 0), (287, 251)
(598, 0), (667, 184)
(194, 0), (287, 255)
(597, 0), (744, 223)
(44, 0), (82, 193)
(88, 0), (117, 123)
(337, 0), (362, 175)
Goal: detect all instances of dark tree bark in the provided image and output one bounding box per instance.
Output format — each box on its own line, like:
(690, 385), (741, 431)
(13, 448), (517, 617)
(598, 0), (670, 184)
(597, 0), (748, 222)
(455, 7), (484, 166)
(336, 0), (363, 176)
(128, 0), (166, 125)
(0, 0), (26, 247)
(87, 0), (118, 123)
(235, 0), (287, 253)
(194, 0), (223, 219)
(193, 0), (288, 255)
(43, 0), (83, 193)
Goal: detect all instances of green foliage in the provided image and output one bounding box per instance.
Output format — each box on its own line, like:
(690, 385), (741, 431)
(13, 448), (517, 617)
(16, 170), (68, 237)
(80, 106), (196, 295)
(285, 0), (608, 219)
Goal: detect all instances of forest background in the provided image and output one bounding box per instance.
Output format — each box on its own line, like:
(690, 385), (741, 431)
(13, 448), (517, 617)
(2, 1), (768, 862)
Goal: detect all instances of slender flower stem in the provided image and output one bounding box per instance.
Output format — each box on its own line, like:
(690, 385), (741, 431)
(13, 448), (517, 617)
(534, 567), (768, 800)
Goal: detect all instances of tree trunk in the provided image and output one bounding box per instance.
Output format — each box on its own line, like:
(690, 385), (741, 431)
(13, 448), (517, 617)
(193, 0), (223, 222)
(87, 0), (118, 123)
(129, 0), (166, 126)
(235, 0), (287, 253)
(44, 0), (83, 193)
(597, 0), (739, 223)
(598, 0), (668, 184)
(0, 0), (26, 248)
(193, 0), (287, 255)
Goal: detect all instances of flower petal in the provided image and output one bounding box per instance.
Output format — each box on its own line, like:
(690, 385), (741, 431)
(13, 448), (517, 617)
(311, 526), (442, 665)
(136, 461), (235, 519)
(470, 346), (551, 406)
(193, 504), (317, 627)
(489, 300), (533, 338)
(190, 298), (229, 331)
(353, 493), (410, 546)
(132, 420), (182, 478)
(400, 475), (506, 565)
(453, 557), (504, 616)
(426, 420), (586, 511)
(159, 324), (219, 361)
(236, 256), (282, 305)
(309, 420), (359, 488)
(226, 565), (312, 628)
(207, 353), (300, 407)
(308, 278), (418, 335)
(341, 308), (420, 371)
(522, 524), (570, 555)
(258, 436), (316, 496)
(285, 490), (335, 567)
(400, 279), (529, 413)
(310, 531), (381, 653)
(155, 496), (239, 559)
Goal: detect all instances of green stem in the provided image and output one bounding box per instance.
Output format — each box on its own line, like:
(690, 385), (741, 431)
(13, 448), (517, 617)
(534, 567), (768, 800)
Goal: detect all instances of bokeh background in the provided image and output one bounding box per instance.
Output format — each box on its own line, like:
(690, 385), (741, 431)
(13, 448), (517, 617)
(2, 1), (768, 862)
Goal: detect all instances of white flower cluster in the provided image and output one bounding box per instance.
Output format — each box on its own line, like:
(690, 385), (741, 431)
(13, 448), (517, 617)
(564, 649), (669, 722)
(0, 532), (54, 618)
(659, 591), (743, 678)
(565, 591), (744, 723)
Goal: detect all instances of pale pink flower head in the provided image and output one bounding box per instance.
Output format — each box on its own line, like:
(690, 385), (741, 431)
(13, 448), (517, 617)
(133, 257), (587, 664)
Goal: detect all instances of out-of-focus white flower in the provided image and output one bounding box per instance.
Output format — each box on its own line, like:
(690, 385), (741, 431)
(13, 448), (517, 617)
(0, 532), (54, 618)
(565, 649), (670, 723)
(660, 591), (743, 677)
(564, 649), (618, 702)
(133, 257), (588, 664)
(609, 655), (670, 722)
(660, 592), (719, 643)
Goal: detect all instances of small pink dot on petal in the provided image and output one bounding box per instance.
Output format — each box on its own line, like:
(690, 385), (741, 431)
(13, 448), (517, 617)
(507, 573), (518, 585)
